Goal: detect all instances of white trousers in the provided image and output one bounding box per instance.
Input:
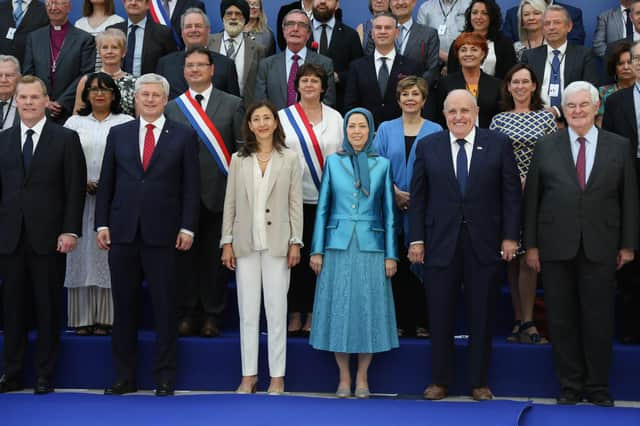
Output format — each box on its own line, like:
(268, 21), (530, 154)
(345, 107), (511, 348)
(236, 251), (290, 377)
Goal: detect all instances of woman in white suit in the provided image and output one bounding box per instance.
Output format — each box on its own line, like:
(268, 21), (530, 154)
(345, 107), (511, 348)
(221, 101), (303, 395)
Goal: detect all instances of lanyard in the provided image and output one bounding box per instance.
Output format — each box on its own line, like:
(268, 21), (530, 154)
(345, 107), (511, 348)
(438, 0), (460, 21)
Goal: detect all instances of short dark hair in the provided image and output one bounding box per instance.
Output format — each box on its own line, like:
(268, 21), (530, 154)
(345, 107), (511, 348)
(500, 63), (544, 111)
(605, 41), (633, 79)
(463, 0), (503, 41)
(78, 72), (123, 116)
(184, 46), (213, 64)
(240, 101), (286, 157)
(295, 63), (328, 102)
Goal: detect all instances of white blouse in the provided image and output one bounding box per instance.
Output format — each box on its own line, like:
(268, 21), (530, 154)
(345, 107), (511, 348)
(481, 40), (497, 77)
(251, 154), (272, 252)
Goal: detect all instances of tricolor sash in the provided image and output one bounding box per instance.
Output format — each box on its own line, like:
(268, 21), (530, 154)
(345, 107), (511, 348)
(283, 104), (324, 190)
(148, 0), (183, 48)
(175, 91), (231, 176)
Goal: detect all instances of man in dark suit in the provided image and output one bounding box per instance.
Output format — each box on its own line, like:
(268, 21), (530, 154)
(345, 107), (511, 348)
(96, 74), (200, 397)
(156, 8), (240, 99)
(602, 0), (640, 73)
(525, 81), (638, 407)
(0, 0), (48, 65)
(22, 0), (95, 123)
(408, 89), (521, 401)
(0, 55), (21, 130)
(308, 0), (362, 112)
(0, 75), (86, 394)
(109, 0), (177, 77)
(521, 5), (599, 122)
(601, 41), (640, 345)
(344, 12), (422, 128)
(503, 0), (585, 45)
(389, 0), (440, 85)
(164, 46), (243, 337)
(277, 0), (314, 51)
(254, 8), (336, 110)
(159, 0), (206, 48)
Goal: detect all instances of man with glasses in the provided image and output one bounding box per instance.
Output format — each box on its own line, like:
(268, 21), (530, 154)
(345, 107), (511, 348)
(0, 55), (21, 130)
(23, 0), (95, 123)
(0, 0), (49, 65)
(164, 46), (244, 338)
(255, 9), (336, 110)
(108, 0), (177, 77)
(156, 7), (240, 99)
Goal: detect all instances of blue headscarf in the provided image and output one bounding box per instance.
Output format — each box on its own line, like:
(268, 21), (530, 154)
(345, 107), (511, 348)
(339, 108), (377, 197)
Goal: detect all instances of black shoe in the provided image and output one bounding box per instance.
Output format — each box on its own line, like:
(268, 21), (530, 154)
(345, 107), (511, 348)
(155, 383), (174, 396)
(586, 391), (614, 407)
(0, 374), (23, 393)
(105, 380), (138, 395)
(34, 377), (54, 394)
(557, 389), (581, 405)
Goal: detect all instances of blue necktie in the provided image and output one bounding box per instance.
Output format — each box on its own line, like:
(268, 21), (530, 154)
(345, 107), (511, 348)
(23, 129), (34, 173)
(456, 139), (468, 197)
(14, 0), (24, 27)
(123, 24), (138, 74)
(549, 50), (562, 108)
(625, 9), (633, 39)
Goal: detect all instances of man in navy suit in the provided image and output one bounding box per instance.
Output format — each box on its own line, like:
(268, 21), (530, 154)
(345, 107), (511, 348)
(502, 0), (585, 45)
(408, 89), (521, 401)
(95, 73), (200, 397)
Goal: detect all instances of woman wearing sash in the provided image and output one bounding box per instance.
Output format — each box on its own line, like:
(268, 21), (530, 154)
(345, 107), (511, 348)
(309, 108), (398, 398)
(373, 76), (442, 338)
(221, 101), (303, 395)
(278, 64), (343, 337)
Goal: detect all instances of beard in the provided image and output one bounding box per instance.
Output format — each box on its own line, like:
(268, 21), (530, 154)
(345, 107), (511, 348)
(312, 6), (334, 23)
(224, 20), (245, 37)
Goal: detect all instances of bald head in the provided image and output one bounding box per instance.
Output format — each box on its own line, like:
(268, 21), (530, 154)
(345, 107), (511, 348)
(443, 90), (479, 138)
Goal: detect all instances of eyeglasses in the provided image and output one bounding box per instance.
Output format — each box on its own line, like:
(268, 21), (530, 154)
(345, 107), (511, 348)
(632, 55), (640, 63)
(283, 21), (310, 30)
(88, 87), (114, 94)
(185, 63), (211, 69)
(0, 73), (18, 79)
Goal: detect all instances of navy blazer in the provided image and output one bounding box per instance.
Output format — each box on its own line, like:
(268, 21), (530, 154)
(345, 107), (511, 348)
(502, 2), (585, 45)
(95, 119), (200, 247)
(408, 128), (521, 266)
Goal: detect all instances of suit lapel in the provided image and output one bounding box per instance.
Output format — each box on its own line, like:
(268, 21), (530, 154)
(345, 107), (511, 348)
(556, 130), (580, 189)
(439, 132), (459, 197)
(26, 120), (53, 181)
(585, 131), (611, 190)
(466, 130), (486, 196)
(9, 126), (25, 182)
(266, 150), (283, 197)
(241, 155), (254, 211)
(205, 89), (223, 120)
(146, 120), (171, 172)
(55, 27), (78, 69)
(209, 33), (223, 52)
(242, 37), (255, 85)
(621, 88), (638, 143)
(278, 53), (288, 101)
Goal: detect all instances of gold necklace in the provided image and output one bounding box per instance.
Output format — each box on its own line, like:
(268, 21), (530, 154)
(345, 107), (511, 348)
(256, 151), (272, 163)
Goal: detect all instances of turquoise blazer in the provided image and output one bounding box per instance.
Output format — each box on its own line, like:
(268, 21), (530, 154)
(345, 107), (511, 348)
(310, 153), (398, 260)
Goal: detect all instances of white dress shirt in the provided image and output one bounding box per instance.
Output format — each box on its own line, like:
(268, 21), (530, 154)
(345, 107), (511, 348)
(374, 48), (396, 77)
(285, 46), (307, 81)
(449, 127), (475, 177)
(481, 40), (496, 76)
(138, 115), (165, 160)
(568, 125), (598, 183)
(128, 17), (147, 77)
(222, 31), (246, 95)
(188, 83), (213, 110)
(20, 115), (46, 153)
(541, 41), (567, 112)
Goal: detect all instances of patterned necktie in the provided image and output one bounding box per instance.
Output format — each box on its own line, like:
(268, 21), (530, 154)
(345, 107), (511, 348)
(23, 129), (34, 173)
(287, 54), (300, 106)
(549, 50), (562, 108)
(319, 24), (328, 55)
(195, 94), (204, 107)
(226, 38), (235, 58)
(142, 123), (155, 171)
(123, 24), (138, 74)
(576, 137), (586, 190)
(456, 139), (468, 196)
(378, 57), (389, 97)
(13, 0), (24, 27)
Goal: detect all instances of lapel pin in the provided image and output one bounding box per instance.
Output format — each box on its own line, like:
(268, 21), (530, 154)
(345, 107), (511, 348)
(476, 146), (483, 150)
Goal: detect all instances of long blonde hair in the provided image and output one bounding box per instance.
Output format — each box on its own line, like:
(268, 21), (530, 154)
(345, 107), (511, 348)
(517, 0), (546, 43)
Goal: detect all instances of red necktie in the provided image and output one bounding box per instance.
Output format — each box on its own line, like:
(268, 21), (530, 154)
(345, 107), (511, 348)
(576, 137), (586, 191)
(142, 123), (155, 171)
(287, 54), (300, 106)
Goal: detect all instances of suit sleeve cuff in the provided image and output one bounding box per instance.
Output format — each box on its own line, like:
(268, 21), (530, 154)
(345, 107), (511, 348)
(289, 238), (304, 247)
(409, 241), (424, 245)
(97, 227), (109, 232)
(219, 236), (233, 247)
(63, 233), (79, 239)
(179, 228), (194, 238)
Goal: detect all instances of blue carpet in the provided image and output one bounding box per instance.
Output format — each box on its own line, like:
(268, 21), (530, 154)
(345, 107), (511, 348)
(0, 393), (530, 426)
(520, 403), (640, 426)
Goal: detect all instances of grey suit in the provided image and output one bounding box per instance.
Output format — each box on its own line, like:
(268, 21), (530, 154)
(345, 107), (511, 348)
(401, 22), (440, 85)
(208, 33), (266, 108)
(593, 7), (626, 58)
(254, 50), (336, 110)
(164, 87), (244, 325)
(23, 24), (95, 122)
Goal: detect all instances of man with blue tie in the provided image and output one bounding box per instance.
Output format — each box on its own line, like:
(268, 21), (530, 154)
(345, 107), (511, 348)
(0, 0), (49, 65)
(95, 74), (200, 397)
(408, 89), (521, 401)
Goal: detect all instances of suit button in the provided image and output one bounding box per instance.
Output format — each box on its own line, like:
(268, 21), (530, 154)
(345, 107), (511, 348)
(267, 221), (272, 225)
(351, 204), (356, 209)
(353, 192), (358, 197)
(266, 209), (270, 213)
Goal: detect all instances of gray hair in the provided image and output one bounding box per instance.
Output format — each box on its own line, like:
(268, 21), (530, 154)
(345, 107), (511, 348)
(95, 28), (127, 52)
(134, 73), (170, 97)
(372, 11), (398, 26)
(544, 4), (572, 25)
(561, 81), (599, 107)
(443, 89), (478, 110)
(0, 54), (21, 74)
(517, 0), (547, 43)
(181, 7), (211, 29)
(282, 9), (311, 29)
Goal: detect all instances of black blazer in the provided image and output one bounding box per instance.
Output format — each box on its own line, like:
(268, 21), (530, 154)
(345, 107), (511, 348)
(0, 120), (86, 255)
(446, 32), (517, 80)
(156, 50), (240, 100)
(602, 87), (638, 160)
(277, 1), (343, 51)
(426, 71), (502, 129)
(308, 19), (363, 113)
(344, 53), (422, 128)
(0, 0), (48, 65)
(108, 19), (178, 75)
(523, 129), (638, 262)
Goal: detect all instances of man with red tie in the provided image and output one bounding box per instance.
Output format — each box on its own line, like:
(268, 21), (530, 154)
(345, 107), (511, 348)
(95, 73), (200, 397)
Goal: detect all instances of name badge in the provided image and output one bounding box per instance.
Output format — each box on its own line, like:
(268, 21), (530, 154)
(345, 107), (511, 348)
(438, 24), (447, 36)
(548, 84), (560, 97)
(6, 27), (16, 40)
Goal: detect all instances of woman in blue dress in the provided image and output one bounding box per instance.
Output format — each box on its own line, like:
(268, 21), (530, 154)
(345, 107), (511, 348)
(309, 108), (398, 399)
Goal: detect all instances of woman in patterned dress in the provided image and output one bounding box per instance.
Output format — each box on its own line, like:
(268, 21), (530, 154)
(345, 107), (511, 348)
(489, 63), (556, 344)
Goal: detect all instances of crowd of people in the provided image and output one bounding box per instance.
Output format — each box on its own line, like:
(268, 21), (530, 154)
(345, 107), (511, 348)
(0, 0), (638, 410)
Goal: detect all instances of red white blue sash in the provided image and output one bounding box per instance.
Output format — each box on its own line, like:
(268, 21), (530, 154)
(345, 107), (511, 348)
(283, 103), (324, 190)
(148, 0), (183, 48)
(175, 91), (231, 175)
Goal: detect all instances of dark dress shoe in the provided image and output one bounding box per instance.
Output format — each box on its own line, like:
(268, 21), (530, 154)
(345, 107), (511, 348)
(105, 380), (138, 395)
(423, 384), (448, 400)
(0, 375), (24, 393)
(586, 391), (614, 407)
(155, 383), (174, 396)
(200, 319), (220, 337)
(471, 386), (493, 401)
(178, 319), (195, 336)
(34, 377), (54, 394)
(557, 389), (582, 405)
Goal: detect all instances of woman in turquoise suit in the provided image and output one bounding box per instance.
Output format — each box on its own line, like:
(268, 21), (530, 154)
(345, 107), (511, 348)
(309, 108), (398, 399)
